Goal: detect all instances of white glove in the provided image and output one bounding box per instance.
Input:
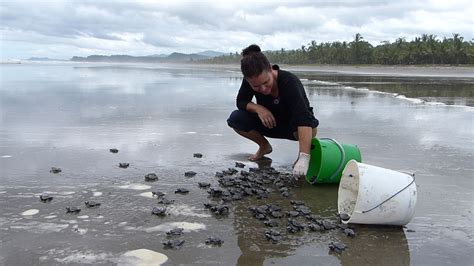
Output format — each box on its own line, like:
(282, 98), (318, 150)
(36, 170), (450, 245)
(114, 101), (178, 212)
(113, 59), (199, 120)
(293, 152), (310, 176)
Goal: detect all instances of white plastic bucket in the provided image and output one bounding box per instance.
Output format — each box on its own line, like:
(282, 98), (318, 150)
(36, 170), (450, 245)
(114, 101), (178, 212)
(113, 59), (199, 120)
(337, 160), (417, 226)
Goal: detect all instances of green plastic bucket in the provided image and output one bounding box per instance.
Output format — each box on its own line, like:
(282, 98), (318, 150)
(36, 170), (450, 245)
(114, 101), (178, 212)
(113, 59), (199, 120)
(306, 138), (362, 184)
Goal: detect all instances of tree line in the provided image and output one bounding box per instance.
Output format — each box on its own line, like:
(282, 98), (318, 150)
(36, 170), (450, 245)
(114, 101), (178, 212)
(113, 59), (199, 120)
(204, 33), (473, 65)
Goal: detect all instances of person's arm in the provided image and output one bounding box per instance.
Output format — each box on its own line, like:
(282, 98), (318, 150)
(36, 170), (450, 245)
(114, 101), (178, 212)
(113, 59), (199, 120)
(237, 80), (276, 128)
(236, 80), (254, 110)
(283, 75), (319, 176)
(297, 126), (313, 154)
(245, 102), (276, 129)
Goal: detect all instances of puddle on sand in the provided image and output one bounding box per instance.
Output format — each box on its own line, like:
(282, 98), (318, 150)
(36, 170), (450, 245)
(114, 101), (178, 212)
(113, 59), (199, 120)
(144, 222), (206, 233)
(21, 209), (39, 216)
(167, 204), (211, 218)
(118, 249), (168, 266)
(118, 184), (151, 190)
(138, 192), (154, 198)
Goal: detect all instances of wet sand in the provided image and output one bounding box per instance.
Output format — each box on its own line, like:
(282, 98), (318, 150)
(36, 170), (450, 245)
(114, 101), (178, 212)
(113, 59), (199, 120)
(0, 63), (473, 265)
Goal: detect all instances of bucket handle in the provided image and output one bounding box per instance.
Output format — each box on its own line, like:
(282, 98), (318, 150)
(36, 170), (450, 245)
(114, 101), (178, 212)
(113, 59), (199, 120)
(360, 172), (416, 214)
(308, 138), (346, 184)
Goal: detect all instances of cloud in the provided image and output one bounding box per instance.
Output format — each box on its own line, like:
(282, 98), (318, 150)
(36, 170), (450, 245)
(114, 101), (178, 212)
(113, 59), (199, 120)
(0, 0), (472, 59)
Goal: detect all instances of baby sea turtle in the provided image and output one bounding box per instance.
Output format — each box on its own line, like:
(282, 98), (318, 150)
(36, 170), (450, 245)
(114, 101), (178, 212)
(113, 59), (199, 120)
(208, 188), (223, 197)
(286, 211), (300, 217)
(66, 207), (81, 214)
(162, 239), (185, 249)
(166, 228), (184, 236)
(338, 223), (349, 230)
(210, 204), (229, 215)
(198, 182), (211, 188)
(144, 173), (158, 182)
(205, 237), (224, 246)
(193, 153), (203, 158)
(322, 220), (337, 230)
(109, 148), (119, 153)
(50, 167), (62, 174)
(270, 211), (284, 218)
(83, 201), (98, 209)
(235, 162), (245, 168)
(343, 228), (356, 238)
(184, 171), (197, 177)
(264, 219), (279, 227)
(290, 200), (305, 206)
(39, 193), (53, 202)
(158, 198), (175, 205)
(308, 223), (323, 231)
(240, 170), (250, 176)
(287, 219), (305, 233)
(175, 188), (190, 194)
(338, 213), (351, 222)
(84, 201), (101, 208)
(264, 229), (282, 244)
(118, 163), (129, 168)
(329, 242), (347, 254)
(203, 202), (217, 209)
(151, 206), (167, 216)
(294, 206), (312, 216)
(151, 191), (166, 198)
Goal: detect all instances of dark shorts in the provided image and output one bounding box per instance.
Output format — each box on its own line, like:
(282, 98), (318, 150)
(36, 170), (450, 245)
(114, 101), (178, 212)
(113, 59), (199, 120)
(227, 110), (297, 141)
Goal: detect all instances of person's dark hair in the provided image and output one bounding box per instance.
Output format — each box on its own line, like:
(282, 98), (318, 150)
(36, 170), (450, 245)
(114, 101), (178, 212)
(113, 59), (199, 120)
(241, 44), (271, 78)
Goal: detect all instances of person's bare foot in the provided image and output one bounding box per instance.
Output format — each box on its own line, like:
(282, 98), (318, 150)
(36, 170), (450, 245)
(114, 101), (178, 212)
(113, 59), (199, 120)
(249, 143), (273, 161)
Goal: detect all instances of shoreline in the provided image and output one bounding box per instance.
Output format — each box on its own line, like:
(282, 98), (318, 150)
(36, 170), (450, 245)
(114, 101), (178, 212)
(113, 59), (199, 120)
(190, 63), (474, 78)
(7, 61), (474, 78)
(284, 64), (474, 78)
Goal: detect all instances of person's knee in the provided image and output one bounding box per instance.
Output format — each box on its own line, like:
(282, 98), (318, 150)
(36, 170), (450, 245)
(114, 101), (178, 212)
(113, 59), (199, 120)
(227, 110), (256, 132)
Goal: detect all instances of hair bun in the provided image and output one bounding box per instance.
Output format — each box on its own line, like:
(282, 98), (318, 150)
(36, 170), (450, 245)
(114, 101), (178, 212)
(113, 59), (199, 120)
(242, 44), (261, 56)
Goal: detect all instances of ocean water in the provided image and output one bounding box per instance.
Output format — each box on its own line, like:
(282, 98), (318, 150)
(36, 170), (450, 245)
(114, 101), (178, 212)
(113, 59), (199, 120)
(0, 62), (473, 265)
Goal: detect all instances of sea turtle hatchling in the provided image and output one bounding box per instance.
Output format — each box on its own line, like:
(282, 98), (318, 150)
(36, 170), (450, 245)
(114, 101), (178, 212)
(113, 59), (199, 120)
(264, 229), (282, 244)
(151, 191), (166, 198)
(329, 242), (347, 254)
(343, 228), (356, 238)
(118, 163), (129, 168)
(166, 228), (184, 236)
(50, 167), (62, 174)
(66, 207), (81, 214)
(235, 162), (245, 168)
(338, 213), (351, 222)
(210, 204), (229, 215)
(198, 182), (211, 188)
(39, 193), (53, 202)
(205, 237), (224, 246)
(193, 153), (203, 158)
(184, 171), (197, 177)
(162, 239), (185, 249)
(151, 206), (167, 216)
(84, 201), (101, 208)
(175, 188), (190, 194)
(158, 198), (175, 205)
(144, 173), (158, 182)
(109, 148), (119, 153)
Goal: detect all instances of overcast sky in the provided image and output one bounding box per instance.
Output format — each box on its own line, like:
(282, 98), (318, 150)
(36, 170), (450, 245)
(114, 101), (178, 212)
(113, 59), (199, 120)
(1, 0), (472, 60)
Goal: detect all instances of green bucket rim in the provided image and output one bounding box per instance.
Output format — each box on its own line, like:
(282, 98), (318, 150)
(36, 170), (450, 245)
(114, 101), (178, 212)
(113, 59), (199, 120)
(307, 138), (346, 184)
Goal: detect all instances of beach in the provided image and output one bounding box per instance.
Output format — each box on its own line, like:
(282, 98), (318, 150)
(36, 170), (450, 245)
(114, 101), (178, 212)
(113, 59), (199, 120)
(0, 62), (473, 265)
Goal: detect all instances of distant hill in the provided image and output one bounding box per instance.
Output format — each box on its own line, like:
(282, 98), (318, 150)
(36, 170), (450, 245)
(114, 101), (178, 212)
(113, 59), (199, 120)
(166, 52), (209, 62)
(146, 54), (168, 58)
(196, 50), (226, 57)
(70, 50), (225, 63)
(27, 57), (67, 61)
